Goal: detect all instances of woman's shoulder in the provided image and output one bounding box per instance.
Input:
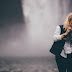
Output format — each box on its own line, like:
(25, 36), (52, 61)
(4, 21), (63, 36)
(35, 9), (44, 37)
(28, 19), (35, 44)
(56, 25), (60, 29)
(56, 25), (63, 29)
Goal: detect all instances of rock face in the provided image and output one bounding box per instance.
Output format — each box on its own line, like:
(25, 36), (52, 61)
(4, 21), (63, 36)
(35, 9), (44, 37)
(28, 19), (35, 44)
(0, 0), (23, 19)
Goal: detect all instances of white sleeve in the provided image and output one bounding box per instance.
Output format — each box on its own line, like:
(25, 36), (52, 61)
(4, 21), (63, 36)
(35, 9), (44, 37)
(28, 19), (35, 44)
(53, 25), (62, 42)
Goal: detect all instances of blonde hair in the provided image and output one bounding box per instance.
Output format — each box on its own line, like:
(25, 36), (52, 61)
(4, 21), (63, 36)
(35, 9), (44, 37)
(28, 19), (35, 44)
(63, 12), (72, 31)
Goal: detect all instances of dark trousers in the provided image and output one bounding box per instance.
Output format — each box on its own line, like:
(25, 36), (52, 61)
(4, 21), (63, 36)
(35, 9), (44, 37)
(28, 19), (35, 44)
(55, 55), (72, 72)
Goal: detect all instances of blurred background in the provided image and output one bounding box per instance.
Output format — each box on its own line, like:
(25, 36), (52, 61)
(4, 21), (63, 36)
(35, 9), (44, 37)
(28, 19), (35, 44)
(0, 0), (72, 72)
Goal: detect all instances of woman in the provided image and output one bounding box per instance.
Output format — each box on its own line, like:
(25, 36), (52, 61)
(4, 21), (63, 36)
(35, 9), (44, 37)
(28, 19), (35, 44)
(51, 13), (72, 72)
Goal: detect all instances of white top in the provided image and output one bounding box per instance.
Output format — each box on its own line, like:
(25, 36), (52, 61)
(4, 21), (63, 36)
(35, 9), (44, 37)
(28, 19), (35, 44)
(53, 25), (72, 58)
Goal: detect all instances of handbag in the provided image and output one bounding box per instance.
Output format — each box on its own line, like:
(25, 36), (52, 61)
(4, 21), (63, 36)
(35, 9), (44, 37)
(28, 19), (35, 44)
(50, 40), (65, 55)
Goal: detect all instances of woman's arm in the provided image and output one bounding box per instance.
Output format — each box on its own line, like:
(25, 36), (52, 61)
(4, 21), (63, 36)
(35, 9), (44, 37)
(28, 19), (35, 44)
(53, 25), (71, 42)
(61, 26), (71, 40)
(53, 26), (69, 42)
(53, 26), (62, 42)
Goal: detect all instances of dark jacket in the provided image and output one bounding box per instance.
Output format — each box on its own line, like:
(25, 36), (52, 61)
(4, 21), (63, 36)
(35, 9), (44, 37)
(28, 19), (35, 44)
(50, 25), (66, 55)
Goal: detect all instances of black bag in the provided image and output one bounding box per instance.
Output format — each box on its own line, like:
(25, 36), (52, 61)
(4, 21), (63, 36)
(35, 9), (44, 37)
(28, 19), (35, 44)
(50, 40), (65, 55)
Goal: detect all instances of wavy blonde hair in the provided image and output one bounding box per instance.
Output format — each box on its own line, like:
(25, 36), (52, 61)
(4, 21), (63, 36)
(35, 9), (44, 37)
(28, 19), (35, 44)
(63, 12), (72, 31)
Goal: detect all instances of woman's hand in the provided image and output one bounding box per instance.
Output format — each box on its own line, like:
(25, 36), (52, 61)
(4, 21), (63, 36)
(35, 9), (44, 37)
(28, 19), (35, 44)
(66, 26), (71, 34)
(61, 26), (71, 39)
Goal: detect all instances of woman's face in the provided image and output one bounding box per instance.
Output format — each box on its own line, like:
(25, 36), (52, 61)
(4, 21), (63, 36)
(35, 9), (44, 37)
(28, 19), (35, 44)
(69, 20), (72, 27)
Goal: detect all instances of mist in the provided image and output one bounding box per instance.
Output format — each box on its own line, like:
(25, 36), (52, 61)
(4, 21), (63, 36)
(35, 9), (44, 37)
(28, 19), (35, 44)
(0, 0), (71, 57)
